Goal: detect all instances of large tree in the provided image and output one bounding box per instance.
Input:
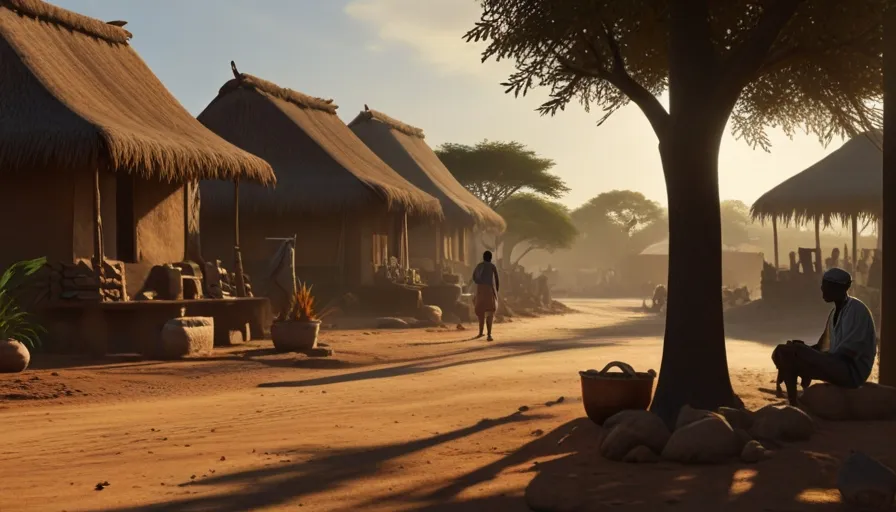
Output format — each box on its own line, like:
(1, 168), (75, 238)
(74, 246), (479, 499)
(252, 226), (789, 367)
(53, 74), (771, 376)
(468, 1), (883, 421)
(498, 193), (578, 264)
(883, 2), (895, 386)
(436, 140), (569, 209)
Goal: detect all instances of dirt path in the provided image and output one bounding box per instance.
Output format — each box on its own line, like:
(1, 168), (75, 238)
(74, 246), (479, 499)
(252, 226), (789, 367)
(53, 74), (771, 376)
(0, 299), (887, 511)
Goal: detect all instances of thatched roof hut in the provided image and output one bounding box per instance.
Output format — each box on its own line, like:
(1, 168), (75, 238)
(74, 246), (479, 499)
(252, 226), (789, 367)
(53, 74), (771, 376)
(750, 131), (882, 225)
(348, 108), (505, 232)
(0, 0), (275, 184)
(750, 131), (882, 269)
(198, 70), (442, 217)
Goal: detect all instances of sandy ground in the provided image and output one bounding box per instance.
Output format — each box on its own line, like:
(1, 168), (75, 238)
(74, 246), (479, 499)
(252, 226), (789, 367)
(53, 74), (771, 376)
(0, 298), (891, 512)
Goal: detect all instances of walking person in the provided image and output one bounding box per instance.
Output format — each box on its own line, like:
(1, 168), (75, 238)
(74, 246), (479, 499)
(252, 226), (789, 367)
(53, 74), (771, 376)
(471, 251), (500, 341)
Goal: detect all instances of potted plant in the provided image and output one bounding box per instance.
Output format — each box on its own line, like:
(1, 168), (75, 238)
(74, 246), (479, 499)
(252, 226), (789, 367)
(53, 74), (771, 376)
(271, 281), (335, 353)
(0, 257), (47, 373)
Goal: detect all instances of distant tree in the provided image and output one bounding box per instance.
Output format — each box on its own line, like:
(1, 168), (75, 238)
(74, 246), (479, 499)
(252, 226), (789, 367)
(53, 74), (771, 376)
(467, 0), (884, 421)
(436, 140), (569, 209)
(497, 194), (578, 265)
(720, 200), (752, 247)
(571, 190), (666, 267)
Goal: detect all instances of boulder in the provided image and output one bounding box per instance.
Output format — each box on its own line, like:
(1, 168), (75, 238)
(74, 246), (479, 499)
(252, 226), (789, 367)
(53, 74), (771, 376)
(0, 339), (30, 373)
(751, 405), (813, 441)
(662, 415), (738, 464)
(837, 452), (896, 510)
(717, 407), (755, 431)
(623, 445), (660, 464)
(160, 317), (213, 359)
(740, 440), (772, 464)
(600, 410), (670, 461)
(675, 405), (722, 430)
(802, 383), (896, 421)
(417, 305), (443, 324)
(733, 428), (754, 452)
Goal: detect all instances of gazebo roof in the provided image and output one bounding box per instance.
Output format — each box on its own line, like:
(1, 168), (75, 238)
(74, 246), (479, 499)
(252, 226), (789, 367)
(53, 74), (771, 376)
(0, 0), (274, 184)
(750, 131), (882, 225)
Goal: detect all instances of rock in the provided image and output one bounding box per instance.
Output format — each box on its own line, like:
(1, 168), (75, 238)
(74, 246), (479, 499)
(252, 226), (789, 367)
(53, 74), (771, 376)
(623, 445), (660, 464)
(376, 317), (409, 329)
(733, 428), (753, 451)
(740, 440), (771, 463)
(300, 347), (333, 358)
(600, 410), (670, 461)
(160, 317), (213, 359)
(837, 452), (896, 510)
(801, 384), (850, 420)
(417, 305), (443, 324)
(717, 407), (755, 431)
(662, 416), (738, 464)
(750, 405), (813, 441)
(0, 339), (30, 373)
(675, 405), (722, 430)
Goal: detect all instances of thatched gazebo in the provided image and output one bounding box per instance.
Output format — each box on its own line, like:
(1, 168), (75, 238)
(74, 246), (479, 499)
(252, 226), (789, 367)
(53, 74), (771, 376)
(198, 68), (442, 295)
(0, 0), (275, 295)
(751, 131), (882, 269)
(349, 108), (505, 275)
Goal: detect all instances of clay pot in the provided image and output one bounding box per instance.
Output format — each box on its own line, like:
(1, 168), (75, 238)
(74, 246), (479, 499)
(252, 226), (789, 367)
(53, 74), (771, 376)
(0, 339), (31, 373)
(271, 320), (320, 353)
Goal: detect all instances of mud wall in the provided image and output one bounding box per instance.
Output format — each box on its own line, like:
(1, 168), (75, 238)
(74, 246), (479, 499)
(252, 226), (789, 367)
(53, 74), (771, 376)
(621, 252), (764, 292)
(0, 171), (75, 271)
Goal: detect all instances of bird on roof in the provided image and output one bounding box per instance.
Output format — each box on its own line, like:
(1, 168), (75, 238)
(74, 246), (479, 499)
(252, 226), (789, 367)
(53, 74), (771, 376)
(364, 104), (370, 111)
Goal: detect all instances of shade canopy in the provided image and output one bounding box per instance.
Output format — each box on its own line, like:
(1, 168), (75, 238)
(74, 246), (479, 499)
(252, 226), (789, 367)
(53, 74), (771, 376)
(0, 0), (274, 184)
(198, 71), (442, 218)
(349, 108), (505, 232)
(750, 131), (882, 225)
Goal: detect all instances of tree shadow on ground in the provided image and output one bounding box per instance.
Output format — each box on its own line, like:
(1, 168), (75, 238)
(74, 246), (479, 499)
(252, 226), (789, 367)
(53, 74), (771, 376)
(95, 410), (553, 512)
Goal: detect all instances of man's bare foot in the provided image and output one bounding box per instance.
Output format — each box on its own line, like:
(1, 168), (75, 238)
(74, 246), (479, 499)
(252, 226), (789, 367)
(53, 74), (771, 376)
(775, 385), (785, 399)
(487, 335), (494, 342)
(475, 333), (484, 339)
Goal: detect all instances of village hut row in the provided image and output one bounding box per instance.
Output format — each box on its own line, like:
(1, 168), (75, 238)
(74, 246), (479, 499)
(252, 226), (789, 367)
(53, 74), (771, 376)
(0, 0), (504, 345)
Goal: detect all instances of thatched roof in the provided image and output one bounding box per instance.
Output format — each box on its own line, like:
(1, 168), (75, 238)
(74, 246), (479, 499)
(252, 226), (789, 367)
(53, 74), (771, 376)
(0, 0), (275, 184)
(349, 108), (505, 232)
(750, 131), (882, 225)
(197, 70), (443, 217)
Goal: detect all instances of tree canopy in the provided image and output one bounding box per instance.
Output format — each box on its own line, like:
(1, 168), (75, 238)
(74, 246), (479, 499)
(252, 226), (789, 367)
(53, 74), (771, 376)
(497, 193), (578, 264)
(720, 199), (752, 247)
(436, 140), (569, 209)
(466, 1), (883, 148)
(569, 190), (666, 266)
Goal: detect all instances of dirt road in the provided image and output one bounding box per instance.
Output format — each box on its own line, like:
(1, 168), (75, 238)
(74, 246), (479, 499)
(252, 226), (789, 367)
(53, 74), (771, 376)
(0, 299), (883, 511)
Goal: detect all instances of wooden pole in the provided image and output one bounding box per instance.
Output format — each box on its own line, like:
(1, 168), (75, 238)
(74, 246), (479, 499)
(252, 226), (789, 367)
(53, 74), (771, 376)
(852, 215), (859, 273)
(403, 211), (409, 271)
(814, 216), (822, 273)
(93, 166), (105, 301)
(233, 180), (247, 297)
(772, 217), (779, 269)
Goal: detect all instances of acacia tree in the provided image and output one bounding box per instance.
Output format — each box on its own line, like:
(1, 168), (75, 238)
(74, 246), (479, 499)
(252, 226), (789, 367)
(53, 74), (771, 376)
(498, 193), (578, 264)
(436, 140), (569, 209)
(572, 190), (666, 266)
(720, 200), (752, 247)
(468, 1), (883, 420)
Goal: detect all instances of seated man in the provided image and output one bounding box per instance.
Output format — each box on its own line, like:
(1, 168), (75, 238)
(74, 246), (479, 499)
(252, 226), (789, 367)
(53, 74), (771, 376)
(772, 268), (877, 406)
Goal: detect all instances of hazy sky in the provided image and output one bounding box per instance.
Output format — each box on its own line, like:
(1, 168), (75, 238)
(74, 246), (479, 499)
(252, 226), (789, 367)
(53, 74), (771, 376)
(59, 0), (847, 210)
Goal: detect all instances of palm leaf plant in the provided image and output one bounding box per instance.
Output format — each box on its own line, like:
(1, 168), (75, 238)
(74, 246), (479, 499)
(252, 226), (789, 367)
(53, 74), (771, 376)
(0, 257), (47, 350)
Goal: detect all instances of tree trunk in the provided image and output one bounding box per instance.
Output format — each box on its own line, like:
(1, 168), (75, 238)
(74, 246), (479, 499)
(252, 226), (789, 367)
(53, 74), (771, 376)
(881, 0), (896, 386)
(649, 111), (741, 424)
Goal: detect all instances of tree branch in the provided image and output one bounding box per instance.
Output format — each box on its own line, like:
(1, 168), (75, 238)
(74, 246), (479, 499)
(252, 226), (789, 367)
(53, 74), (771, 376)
(720, 0), (804, 97)
(512, 245), (535, 266)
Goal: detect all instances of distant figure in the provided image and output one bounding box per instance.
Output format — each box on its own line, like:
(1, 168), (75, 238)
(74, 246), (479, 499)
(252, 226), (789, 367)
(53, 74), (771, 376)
(651, 284), (667, 312)
(825, 247), (840, 270)
(471, 251), (500, 341)
(771, 268), (877, 406)
(868, 250), (882, 289)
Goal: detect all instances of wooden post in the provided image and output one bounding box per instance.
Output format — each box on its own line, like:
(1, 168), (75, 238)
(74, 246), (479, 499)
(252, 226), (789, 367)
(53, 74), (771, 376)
(814, 216), (822, 273)
(93, 166), (105, 301)
(233, 180), (247, 297)
(402, 211), (409, 271)
(184, 180), (203, 264)
(772, 217), (779, 269)
(852, 215), (859, 272)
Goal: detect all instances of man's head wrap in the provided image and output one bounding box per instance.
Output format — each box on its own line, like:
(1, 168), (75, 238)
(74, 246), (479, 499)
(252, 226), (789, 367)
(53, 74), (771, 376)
(822, 267), (852, 286)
